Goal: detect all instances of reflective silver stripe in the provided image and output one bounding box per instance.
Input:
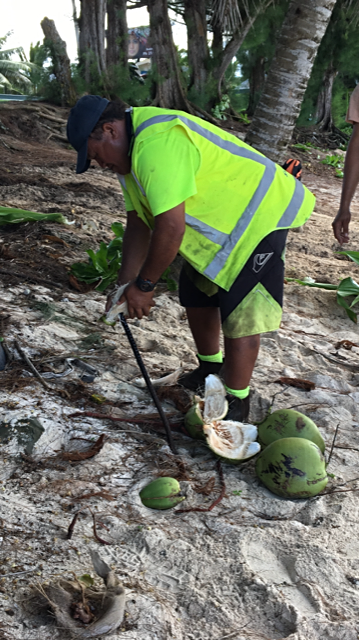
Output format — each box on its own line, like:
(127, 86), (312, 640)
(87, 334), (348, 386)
(135, 114), (277, 279)
(276, 177), (305, 228)
(135, 114), (271, 169)
(117, 173), (127, 191)
(204, 163), (275, 279)
(185, 213), (228, 245)
(131, 169), (146, 196)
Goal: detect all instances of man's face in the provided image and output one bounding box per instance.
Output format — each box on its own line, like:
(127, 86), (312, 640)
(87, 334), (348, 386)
(87, 120), (131, 175)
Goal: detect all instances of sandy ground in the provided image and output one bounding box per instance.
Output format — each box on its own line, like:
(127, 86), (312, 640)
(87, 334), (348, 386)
(0, 104), (359, 640)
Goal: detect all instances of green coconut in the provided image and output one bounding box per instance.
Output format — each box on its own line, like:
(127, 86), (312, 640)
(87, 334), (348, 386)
(139, 477), (185, 510)
(255, 437), (328, 498)
(258, 409), (325, 453)
(184, 400), (206, 440)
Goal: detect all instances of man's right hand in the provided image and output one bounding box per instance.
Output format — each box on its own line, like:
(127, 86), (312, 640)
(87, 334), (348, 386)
(332, 208), (351, 244)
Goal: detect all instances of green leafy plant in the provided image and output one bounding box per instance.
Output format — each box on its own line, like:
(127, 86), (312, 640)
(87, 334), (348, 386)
(212, 94), (231, 120)
(160, 267), (177, 291)
(336, 250), (359, 266)
(321, 154), (343, 168)
(71, 221), (178, 293)
(70, 222), (124, 292)
(335, 168), (344, 178)
(292, 143), (313, 152)
(286, 276), (359, 323)
(232, 490), (242, 496)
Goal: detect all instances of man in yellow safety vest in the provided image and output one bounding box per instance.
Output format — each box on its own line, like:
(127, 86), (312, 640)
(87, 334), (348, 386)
(67, 95), (315, 423)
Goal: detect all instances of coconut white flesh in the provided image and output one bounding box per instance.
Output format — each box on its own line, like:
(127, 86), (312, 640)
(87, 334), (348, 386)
(203, 420), (260, 460)
(203, 374), (228, 422)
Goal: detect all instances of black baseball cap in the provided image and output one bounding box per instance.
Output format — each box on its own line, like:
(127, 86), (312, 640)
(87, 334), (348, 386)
(67, 95), (109, 174)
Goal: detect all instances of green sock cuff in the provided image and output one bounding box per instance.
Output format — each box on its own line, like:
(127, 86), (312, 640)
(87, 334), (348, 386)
(224, 385), (250, 399)
(198, 351), (223, 363)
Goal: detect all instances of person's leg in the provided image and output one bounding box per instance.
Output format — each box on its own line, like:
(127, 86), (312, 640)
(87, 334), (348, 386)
(185, 307), (221, 356)
(178, 265), (223, 391)
(222, 334), (260, 390)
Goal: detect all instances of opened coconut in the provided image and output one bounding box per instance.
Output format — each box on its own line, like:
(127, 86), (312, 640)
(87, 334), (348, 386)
(184, 374), (228, 439)
(258, 408), (325, 453)
(255, 437), (328, 498)
(184, 375), (260, 462)
(204, 420), (260, 463)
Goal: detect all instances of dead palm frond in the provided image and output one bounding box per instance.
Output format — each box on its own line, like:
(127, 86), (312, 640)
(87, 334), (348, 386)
(211, 0), (244, 33)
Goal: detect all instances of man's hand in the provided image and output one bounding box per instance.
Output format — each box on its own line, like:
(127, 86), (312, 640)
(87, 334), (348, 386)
(122, 282), (156, 319)
(332, 208), (351, 244)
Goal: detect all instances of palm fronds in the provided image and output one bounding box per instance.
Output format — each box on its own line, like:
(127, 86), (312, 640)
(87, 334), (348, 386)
(0, 37), (34, 92)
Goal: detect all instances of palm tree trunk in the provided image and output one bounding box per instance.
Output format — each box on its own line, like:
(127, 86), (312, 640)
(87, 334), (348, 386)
(106, 0), (128, 70)
(316, 65), (337, 131)
(79, 0), (106, 86)
(183, 0), (209, 98)
(148, 0), (194, 112)
(245, 0), (337, 163)
(247, 55), (265, 117)
(40, 17), (77, 107)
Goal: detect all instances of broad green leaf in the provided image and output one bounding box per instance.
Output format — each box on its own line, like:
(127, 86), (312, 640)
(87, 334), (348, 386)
(336, 251), (359, 266)
(350, 295), (359, 308)
(337, 276), (359, 297)
(285, 278), (337, 290)
(111, 222), (124, 238)
(336, 293), (358, 323)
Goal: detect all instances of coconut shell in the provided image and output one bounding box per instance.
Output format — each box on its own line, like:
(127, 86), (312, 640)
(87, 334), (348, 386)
(140, 477), (185, 510)
(258, 409), (325, 453)
(255, 437), (328, 498)
(184, 402), (206, 440)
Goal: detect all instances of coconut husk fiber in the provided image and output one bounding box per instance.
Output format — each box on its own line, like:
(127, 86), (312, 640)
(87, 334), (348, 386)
(30, 550), (125, 638)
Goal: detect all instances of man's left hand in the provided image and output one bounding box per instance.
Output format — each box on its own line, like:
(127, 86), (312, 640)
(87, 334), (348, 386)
(123, 282), (156, 319)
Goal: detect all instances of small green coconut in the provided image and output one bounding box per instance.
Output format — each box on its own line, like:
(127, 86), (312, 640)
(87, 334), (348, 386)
(258, 409), (325, 453)
(184, 399), (206, 440)
(255, 437), (328, 498)
(139, 477), (185, 510)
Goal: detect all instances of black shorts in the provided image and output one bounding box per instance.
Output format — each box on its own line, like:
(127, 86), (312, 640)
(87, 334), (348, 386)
(179, 229), (288, 338)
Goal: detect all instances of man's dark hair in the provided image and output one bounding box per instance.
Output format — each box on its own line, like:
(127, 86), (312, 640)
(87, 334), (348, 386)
(90, 99), (128, 139)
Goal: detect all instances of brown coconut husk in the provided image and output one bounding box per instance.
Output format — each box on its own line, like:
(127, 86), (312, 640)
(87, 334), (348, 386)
(27, 550), (125, 638)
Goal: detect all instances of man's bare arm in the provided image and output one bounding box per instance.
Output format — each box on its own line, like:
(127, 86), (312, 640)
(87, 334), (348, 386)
(139, 203), (185, 283)
(123, 203), (186, 319)
(332, 123), (359, 244)
(106, 210), (151, 312)
(117, 210), (151, 283)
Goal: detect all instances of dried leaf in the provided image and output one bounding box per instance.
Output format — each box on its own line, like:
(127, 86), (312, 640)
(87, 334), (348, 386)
(335, 339), (359, 350)
(276, 376), (315, 391)
(42, 234), (69, 247)
(61, 434), (106, 461)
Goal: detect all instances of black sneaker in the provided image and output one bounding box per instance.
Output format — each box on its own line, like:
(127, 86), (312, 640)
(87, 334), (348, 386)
(225, 394), (250, 422)
(178, 357), (223, 392)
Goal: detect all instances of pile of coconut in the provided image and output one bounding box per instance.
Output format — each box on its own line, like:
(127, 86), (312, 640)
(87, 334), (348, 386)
(138, 375), (328, 510)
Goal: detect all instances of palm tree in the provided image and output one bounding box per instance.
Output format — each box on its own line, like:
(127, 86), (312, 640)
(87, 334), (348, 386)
(245, 0), (337, 163)
(0, 34), (33, 93)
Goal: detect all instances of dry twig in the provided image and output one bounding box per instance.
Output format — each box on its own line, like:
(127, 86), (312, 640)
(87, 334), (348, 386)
(14, 340), (52, 390)
(176, 461), (226, 514)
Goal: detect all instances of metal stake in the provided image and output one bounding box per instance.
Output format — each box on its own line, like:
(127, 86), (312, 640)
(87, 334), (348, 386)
(119, 313), (178, 455)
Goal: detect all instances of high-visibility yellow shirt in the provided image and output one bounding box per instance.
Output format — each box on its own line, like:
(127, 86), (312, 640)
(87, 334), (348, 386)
(118, 106), (315, 291)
